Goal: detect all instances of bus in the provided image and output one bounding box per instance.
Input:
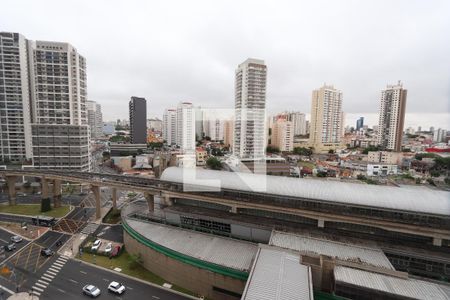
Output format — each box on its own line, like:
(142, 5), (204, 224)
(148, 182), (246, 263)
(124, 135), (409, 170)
(31, 216), (56, 227)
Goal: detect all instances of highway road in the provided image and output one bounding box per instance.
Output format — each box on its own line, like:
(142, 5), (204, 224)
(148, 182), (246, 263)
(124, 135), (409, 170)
(23, 258), (193, 300)
(0, 227), (30, 262)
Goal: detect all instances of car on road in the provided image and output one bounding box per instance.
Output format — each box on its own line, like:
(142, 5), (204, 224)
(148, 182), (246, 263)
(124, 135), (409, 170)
(82, 285), (101, 298)
(91, 239), (102, 252)
(4, 243), (16, 251)
(40, 248), (54, 257)
(10, 235), (23, 243)
(104, 242), (112, 255)
(108, 281), (126, 295)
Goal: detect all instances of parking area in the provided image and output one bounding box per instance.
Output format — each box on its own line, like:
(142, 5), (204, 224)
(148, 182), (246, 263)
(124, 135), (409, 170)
(94, 225), (123, 244)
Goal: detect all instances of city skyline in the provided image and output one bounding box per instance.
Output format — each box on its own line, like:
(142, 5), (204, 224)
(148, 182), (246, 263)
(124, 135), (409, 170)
(2, 0), (449, 128)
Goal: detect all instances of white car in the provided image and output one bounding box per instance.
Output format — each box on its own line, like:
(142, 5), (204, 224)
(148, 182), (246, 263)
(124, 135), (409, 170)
(11, 235), (23, 243)
(108, 281), (126, 295)
(83, 285), (101, 297)
(91, 239), (102, 252)
(104, 243), (113, 254)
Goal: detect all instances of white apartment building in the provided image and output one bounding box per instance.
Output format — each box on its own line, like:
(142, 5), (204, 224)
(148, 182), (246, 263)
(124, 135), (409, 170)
(87, 100), (103, 139)
(203, 109), (224, 141)
(163, 109), (177, 145)
(289, 112), (307, 135)
(271, 119), (294, 152)
(0, 32), (33, 163)
(1, 32), (90, 170)
(433, 128), (447, 143)
(176, 102), (196, 152)
(233, 58), (267, 160)
(377, 82), (407, 152)
(367, 164), (398, 177)
(309, 85), (343, 152)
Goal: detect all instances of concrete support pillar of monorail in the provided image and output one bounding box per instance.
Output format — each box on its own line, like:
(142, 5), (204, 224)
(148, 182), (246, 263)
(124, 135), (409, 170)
(6, 176), (18, 205)
(41, 177), (49, 200)
(163, 195), (173, 207)
(230, 206), (237, 214)
(53, 179), (62, 208)
(91, 185), (101, 219)
(318, 218), (325, 228)
(112, 188), (117, 210)
(144, 193), (155, 213)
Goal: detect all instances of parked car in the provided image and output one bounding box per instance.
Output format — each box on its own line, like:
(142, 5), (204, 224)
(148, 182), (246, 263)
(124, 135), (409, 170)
(40, 248), (54, 257)
(10, 236), (23, 243)
(110, 245), (121, 257)
(104, 243), (113, 254)
(4, 244), (16, 251)
(91, 240), (101, 252)
(108, 281), (126, 295)
(82, 285), (101, 298)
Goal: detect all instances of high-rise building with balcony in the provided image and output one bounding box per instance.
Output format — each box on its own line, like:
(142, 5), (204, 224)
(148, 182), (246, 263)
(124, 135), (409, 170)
(233, 58), (267, 160)
(87, 100), (103, 139)
(163, 108), (177, 145)
(27, 39), (90, 170)
(377, 82), (407, 152)
(176, 102), (195, 152)
(309, 84), (343, 152)
(271, 119), (294, 152)
(129, 96), (147, 144)
(0, 32), (91, 170)
(0, 32), (33, 163)
(289, 112), (307, 136)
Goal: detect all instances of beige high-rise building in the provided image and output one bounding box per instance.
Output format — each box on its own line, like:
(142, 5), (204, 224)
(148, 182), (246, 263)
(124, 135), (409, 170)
(271, 119), (294, 152)
(309, 84), (343, 152)
(377, 82), (407, 152)
(224, 119), (234, 148)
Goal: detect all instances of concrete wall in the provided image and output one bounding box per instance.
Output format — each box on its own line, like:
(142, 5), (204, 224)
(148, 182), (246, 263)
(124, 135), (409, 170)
(124, 230), (246, 300)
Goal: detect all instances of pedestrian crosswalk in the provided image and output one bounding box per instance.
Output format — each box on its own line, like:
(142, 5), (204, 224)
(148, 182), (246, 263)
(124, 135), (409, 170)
(31, 255), (69, 297)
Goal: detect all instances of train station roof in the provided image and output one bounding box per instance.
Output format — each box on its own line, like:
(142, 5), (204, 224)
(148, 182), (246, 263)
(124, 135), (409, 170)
(269, 231), (394, 270)
(242, 246), (313, 300)
(161, 167), (450, 216)
(125, 218), (258, 272)
(334, 266), (450, 300)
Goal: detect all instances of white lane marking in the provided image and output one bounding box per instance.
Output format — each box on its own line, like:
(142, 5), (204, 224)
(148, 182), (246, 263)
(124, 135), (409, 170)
(54, 262), (65, 267)
(0, 238), (8, 243)
(152, 296), (160, 299)
(37, 279), (49, 285)
(32, 291), (41, 296)
(58, 256), (69, 262)
(69, 279), (78, 284)
(47, 269), (58, 275)
(80, 270), (87, 274)
(35, 282), (47, 289)
(42, 273), (55, 279)
(33, 286), (44, 292)
(103, 278), (109, 282)
(127, 287), (133, 290)
(51, 265), (62, 270)
(57, 288), (66, 293)
(0, 283), (15, 295)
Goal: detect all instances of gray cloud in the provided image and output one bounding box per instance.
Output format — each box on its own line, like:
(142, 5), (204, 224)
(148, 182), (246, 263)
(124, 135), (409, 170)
(2, 0), (449, 126)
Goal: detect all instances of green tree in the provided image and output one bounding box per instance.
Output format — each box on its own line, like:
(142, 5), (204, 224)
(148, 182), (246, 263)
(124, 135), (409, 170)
(206, 157), (222, 170)
(293, 147), (313, 156)
(362, 145), (380, 154)
(266, 146), (280, 153)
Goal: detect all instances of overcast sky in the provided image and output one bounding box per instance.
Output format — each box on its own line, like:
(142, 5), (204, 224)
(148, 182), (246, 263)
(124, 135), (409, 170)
(2, 0), (449, 128)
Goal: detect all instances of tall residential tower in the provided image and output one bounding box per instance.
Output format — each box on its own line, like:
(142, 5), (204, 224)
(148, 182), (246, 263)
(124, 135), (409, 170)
(377, 82), (407, 151)
(233, 58), (267, 160)
(309, 84), (343, 152)
(129, 96), (147, 144)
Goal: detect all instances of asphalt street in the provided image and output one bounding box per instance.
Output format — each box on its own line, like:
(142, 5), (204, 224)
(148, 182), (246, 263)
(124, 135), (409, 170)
(0, 227), (30, 262)
(0, 214), (33, 225)
(34, 231), (71, 250)
(23, 258), (192, 300)
(94, 225), (123, 243)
